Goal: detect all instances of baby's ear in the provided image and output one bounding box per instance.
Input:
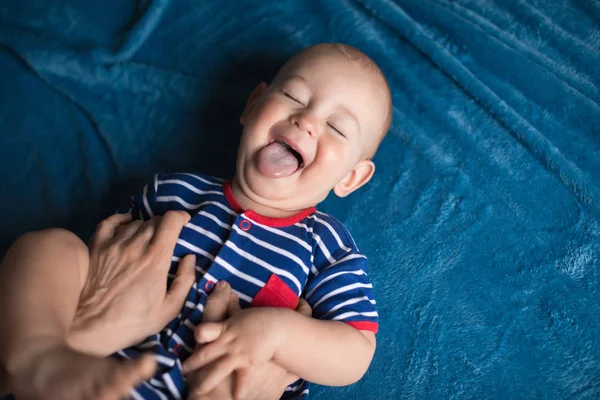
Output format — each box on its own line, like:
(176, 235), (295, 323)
(240, 82), (268, 124)
(334, 160), (375, 198)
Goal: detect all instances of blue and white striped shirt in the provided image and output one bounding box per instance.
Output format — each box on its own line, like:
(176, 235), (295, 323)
(118, 173), (378, 399)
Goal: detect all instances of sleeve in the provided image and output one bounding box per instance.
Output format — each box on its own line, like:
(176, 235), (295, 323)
(119, 172), (214, 221)
(117, 174), (162, 222)
(303, 219), (379, 333)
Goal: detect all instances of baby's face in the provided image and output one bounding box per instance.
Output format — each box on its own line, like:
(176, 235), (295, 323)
(236, 50), (387, 212)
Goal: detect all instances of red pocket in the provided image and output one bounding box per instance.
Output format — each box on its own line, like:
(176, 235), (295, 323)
(250, 274), (299, 309)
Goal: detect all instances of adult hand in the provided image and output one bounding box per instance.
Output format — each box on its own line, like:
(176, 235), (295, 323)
(67, 211), (196, 356)
(187, 282), (311, 400)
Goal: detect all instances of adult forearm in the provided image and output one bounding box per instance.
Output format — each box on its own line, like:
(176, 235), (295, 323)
(272, 310), (376, 386)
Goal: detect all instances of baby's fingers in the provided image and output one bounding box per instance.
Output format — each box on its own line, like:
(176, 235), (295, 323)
(182, 336), (227, 373)
(234, 368), (253, 400)
(196, 322), (227, 344)
(196, 356), (249, 396)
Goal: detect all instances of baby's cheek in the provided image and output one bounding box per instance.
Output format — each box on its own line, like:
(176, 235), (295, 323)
(319, 140), (355, 170)
(254, 96), (291, 123)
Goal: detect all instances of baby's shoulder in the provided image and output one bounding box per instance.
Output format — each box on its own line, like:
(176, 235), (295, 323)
(308, 211), (361, 253)
(149, 172), (227, 213)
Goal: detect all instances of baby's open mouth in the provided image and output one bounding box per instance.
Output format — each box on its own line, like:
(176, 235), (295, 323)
(274, 139), (304, 169)
(256, 138), (305, 178)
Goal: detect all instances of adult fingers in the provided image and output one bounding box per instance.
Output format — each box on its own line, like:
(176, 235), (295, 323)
(156, 254), (196, 329)
(135, 353), (158, 380)
(101, 354), (156, 400)
(127, 216), (161, 249)
(296, 298), (312, 317)
(92, 213), (132, 247)
(112, 220), (144, 244)
(203, 282), (232, 323)
(119, 354), (157, 388)
(147, 211), (190, 258)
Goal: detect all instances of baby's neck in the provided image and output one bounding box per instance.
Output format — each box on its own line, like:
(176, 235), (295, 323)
(230, 177), (310, 219)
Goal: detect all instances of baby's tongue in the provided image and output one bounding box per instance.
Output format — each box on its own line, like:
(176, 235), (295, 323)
(257, 141), (299, 178)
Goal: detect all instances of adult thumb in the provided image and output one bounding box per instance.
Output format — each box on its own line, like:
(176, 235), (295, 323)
(157, 254), (196, 328)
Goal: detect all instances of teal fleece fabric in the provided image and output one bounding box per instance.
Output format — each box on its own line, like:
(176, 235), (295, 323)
(0, 1), (598, 398)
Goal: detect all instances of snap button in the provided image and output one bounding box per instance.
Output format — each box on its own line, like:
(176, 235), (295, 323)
(173, 343), (184, 354)
(205, 280), (215, 292)
(240, 220), (251, 231)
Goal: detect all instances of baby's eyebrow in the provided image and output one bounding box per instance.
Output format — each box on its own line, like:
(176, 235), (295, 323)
(282, 74), (310, 86)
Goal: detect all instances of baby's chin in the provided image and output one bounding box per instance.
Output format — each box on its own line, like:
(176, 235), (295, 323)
(241, 168), (325, 210)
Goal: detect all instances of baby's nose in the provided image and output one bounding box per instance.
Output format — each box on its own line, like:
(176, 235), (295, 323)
(290, 112), (317, 137)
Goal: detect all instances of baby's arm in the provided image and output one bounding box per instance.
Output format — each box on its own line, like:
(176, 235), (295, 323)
(183, 306), (375, 395)
(271, 309), (376, 385)
(184, 215), (379, 394)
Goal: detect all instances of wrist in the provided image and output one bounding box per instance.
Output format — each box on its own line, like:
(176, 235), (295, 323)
(67, 312), (120, 357)
(67, 317), (99, 355)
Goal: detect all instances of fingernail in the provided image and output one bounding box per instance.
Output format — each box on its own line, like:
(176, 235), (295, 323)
(216, 281), (228, 290)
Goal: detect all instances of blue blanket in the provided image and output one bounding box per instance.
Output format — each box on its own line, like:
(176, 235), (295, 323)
(1, 0), (599, 398)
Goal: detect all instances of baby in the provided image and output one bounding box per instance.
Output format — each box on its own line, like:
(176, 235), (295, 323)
(0, 43), (392, 399)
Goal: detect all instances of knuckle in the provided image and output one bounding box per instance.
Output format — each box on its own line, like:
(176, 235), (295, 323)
(97, 219), (111, 232)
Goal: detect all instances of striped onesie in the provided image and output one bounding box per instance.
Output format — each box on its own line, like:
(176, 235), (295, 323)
(119, 173), (379, 399)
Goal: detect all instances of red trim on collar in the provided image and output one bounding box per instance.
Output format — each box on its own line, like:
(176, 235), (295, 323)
(223, 180), (244, 213)
(223, 180), (316, 227)
(244, 208), (316, 227)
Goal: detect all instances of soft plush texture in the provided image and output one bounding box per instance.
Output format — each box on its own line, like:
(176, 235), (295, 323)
(0, 0), (599, 398)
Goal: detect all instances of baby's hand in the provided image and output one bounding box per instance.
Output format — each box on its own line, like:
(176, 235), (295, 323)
(182, 306), (285, 397)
